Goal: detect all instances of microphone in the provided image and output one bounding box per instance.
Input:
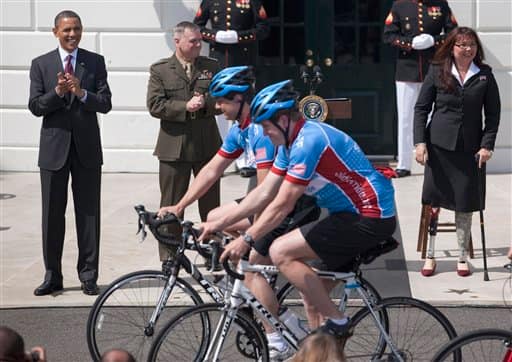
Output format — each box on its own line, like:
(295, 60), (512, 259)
(299, 65), (310, 84)
(313, 65), (323, 84)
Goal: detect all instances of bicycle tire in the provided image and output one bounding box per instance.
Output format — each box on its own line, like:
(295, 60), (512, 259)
(433, 328), (512, 362)
(276, 276), (383, 329)
(148, 302), (269, 362)
(347, 296), (458, 361)
(87, 270), (203, 361)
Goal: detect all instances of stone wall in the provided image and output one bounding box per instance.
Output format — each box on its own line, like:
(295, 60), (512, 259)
(1, 0), (510, 172)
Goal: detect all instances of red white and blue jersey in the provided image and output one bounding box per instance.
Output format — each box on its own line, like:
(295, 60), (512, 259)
(217, 117), (276, 169)
(272, 120), (395, 218)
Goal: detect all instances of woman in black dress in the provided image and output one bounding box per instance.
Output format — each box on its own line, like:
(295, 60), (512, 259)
(413, 27), (500, 277)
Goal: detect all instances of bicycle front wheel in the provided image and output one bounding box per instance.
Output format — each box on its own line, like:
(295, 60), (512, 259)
(346, 297), (457, 361)
(87, 270), (203, 362)
(433, 328), (512, 362)
(148, 303), (269, 362)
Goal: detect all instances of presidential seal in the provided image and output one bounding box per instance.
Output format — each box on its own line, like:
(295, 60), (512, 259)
(299, 95), (328, 122)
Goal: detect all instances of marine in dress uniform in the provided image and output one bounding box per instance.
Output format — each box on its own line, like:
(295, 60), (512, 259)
(383, 0), (457, 176)
(193, 0), (270, 68)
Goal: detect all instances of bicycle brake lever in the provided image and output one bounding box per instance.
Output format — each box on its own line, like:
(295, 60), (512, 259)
(136, 216), (147, 242)
(209, 240), (221, 272)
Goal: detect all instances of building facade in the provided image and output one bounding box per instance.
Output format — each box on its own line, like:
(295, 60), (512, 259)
(1, 0), (510, 172)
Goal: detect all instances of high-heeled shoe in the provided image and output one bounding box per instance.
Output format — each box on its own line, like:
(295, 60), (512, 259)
(421, 257), (436, 277)
(456, 260), (471, 277)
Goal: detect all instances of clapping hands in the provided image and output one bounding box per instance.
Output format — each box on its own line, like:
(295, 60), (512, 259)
(55, 72), (85, 98)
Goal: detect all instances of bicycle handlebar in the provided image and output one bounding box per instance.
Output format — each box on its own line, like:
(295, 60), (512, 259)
(134, 205), (233, 272)
(222, 258), (245, 281)
(134, 204), (192, 248)
(196, 236), (244, 280)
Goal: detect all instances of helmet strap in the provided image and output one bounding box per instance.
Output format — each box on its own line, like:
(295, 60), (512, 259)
(272, 111), (292, 147)
(235, 93), (246, 123)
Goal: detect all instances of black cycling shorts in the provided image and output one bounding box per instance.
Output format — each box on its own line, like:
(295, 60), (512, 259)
(300, 212), (396, 271)
(252, 195), (321, 256)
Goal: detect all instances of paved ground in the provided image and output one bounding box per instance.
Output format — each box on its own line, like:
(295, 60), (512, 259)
(0, 168), (511, 360)
(1, 304), (510, 361)
(1, 168), (510, 308)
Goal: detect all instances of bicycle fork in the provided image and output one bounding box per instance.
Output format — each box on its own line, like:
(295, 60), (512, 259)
(203, 280), (245, 361)
(145, 260), (181, 337)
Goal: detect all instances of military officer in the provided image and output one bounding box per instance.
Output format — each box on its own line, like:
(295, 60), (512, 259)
(193, 0), (270, 68)
(384, 0), (457, 177)
(147, 21), (222, 259)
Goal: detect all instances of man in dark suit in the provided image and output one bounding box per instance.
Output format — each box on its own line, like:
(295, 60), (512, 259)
(147, 21), (221, 260)
(28, 10), (112, 296)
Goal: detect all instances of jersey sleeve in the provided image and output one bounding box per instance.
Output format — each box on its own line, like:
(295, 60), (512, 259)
(250, 124), (276, 169)
(270, 146), (288, 176)
(285, 128), (326, 185)
(217, 124), (244, 159)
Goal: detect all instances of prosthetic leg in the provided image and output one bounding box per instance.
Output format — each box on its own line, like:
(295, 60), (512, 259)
(455, 211), (472, 277)
(421, 207), (440, 276)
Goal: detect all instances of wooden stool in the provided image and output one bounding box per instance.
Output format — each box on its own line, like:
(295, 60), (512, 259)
(417, 204), (474, 259)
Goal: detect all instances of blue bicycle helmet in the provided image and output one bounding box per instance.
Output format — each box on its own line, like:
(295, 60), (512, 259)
(250, 80), (298, 124)
(209, 66), (254, 98)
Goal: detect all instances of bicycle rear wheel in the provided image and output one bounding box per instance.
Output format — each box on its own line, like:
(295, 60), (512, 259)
(87, 270), (203, 362)
(148, 303), (269, 362)
(346, 296), (457, 361)
(433, 328), (512, 362)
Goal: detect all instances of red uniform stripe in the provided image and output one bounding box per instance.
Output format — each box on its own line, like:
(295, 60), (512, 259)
(271, 165), (287, 176)
(217, 149), (243, 159)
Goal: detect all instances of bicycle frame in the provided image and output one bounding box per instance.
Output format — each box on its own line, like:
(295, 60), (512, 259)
(204, 260), (405, 362)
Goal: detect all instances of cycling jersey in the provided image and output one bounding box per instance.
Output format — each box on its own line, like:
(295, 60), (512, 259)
(217, 117), (276, 169)
(272, 120), (396, 218)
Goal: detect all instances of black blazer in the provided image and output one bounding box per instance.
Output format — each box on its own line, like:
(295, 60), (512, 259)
(29, 48), (112, 170)
(414, 64), (500, 153)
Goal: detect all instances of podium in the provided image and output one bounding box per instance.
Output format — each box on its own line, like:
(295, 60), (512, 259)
(299, 95), (352, 122)
(325, 98), (352, 120)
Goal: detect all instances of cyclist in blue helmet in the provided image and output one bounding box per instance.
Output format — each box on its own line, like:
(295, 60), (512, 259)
(250, 79), (299, 147)
(202, 79), (397, 339)
(158, 66), (276, 235)
(210, 66), (260, 176)
(209, 66), (253, 98)
(161, 73), (319, 360)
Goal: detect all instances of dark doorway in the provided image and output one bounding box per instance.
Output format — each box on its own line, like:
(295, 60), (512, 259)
(258, 0), (396, 157)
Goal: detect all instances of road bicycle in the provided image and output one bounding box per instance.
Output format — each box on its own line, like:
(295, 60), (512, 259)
(148, 238), (458, 361)
(87, 205), (382, 361)
(87, 205), (230, 361)
(432, 263), (512, 362)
